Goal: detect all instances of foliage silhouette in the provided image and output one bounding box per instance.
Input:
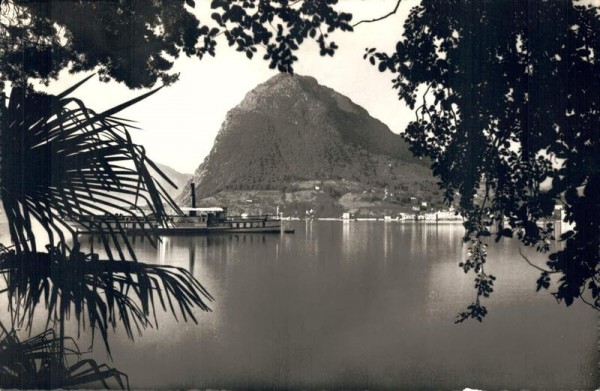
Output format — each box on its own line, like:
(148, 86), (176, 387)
(1, 0), (353, 89)
(1, 245), (212, 357)
(1, 76), (180, 259)
(0, 78), (212, 388)
(0, 0), (206, 88)
(364, 0), (600, 319)
(0, 326), (129, 389)
(209, 0), (353, 73)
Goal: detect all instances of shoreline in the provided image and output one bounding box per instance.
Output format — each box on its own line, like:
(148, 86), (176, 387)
(282, 217), (466, 223)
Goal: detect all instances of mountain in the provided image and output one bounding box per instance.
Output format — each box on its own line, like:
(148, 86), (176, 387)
(179, 73), (442, 217)
(153, 162), (192, 200)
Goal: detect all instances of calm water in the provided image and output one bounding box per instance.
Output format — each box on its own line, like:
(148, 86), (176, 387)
(8, 222), (600, 389)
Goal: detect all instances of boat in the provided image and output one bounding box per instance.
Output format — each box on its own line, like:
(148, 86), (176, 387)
(68, 206), (284, 235)
(67, 184), (296, 235)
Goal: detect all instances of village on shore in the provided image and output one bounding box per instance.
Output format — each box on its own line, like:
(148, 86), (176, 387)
(283, 203), (465, 223)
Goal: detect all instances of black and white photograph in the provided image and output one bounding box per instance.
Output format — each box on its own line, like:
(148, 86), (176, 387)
(0, 0), (598, 389)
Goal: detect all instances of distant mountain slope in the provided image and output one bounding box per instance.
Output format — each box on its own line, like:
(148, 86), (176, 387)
(153, 162), (192, 200)
(178, 73), (440, 215)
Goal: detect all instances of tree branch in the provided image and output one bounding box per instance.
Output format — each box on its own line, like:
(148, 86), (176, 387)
(353, 0), (402, 28)
(518, 247), (555, 273)
(579, 285), (599, 311)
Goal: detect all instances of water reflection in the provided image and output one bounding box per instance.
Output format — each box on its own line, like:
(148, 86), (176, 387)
(1, 222), (596, 390)
(342, 220), (351, 256)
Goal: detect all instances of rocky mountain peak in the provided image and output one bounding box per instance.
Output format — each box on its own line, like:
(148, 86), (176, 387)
(179, 73), (433, 206)
(237, 73), (360, 116)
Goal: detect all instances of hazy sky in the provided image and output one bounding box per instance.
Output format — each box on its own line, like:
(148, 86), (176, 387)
(42, 0), (417, 174)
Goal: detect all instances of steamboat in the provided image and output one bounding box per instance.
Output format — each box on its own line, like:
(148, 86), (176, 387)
(71, 207), (283, 235)
(69, 184), (292, 235)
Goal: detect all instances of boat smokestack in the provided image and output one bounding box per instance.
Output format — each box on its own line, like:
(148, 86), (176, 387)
(190, 183), (196, 208)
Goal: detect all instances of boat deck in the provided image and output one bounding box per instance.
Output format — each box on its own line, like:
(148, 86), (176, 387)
(70, 214), (286, 235)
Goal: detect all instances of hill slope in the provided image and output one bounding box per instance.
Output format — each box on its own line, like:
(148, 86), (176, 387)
(153, 162), (192, 200)
(179, 73), (441, 217)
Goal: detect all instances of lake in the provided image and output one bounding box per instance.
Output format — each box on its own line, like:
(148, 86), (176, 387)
(7, 221), (600, 389)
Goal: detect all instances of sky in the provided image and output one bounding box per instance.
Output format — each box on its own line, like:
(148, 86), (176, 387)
(41, 0), (417, 174)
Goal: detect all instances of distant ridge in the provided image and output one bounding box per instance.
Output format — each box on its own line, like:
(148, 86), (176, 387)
(179, 73), (441, 217)
(153, 162), (192, 200)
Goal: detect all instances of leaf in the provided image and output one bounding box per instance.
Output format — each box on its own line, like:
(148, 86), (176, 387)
(56, 73), (96, 99)
(0, 327), (130, 389)
(536, 272), (550, 292)
(0, 249), (213, 355)
(211, 12), (222, 24)
(2, 83), (177, 259)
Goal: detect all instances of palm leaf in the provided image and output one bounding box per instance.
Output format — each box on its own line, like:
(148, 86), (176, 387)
(0, 246), (213, 358)
(0, 77), (212, 372)
(0, 326), (130, 389)
(0, 78), (180, 258)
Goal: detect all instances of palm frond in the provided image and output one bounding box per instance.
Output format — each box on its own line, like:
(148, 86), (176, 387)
(0, 326), (129, 389)
(0, 78), (180, 258)
(0, 78), (211, 387)
(0, 246), (213, 357)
